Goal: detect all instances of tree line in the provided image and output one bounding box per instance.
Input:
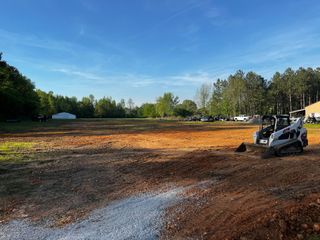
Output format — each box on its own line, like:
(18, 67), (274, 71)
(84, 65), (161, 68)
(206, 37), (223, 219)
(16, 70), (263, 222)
(0, 59), (39, 120)
(0, 58), (198, 119)
(1, 56), (320, 120)
(35, 90), (197, 118)
(205, 68), (320, 116)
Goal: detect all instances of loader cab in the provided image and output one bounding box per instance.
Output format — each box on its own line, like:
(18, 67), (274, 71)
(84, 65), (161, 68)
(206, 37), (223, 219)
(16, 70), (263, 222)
(260, 115), (290, 139)
(274, 115), (290, 131)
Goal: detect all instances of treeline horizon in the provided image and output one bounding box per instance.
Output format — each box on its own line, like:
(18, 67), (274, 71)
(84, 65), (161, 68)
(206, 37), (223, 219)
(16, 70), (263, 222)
(1, 57), (320, 120)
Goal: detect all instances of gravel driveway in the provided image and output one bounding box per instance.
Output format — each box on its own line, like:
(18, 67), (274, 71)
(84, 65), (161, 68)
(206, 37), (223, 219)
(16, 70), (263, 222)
(0, 187), (185, 240)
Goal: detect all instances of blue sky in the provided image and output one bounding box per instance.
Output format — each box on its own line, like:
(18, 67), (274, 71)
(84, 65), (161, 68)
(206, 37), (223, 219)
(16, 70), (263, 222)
(1, 0), (320, 105)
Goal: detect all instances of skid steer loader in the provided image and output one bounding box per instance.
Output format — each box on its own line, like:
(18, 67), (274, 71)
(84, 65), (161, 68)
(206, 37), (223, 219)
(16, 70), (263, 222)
(236, 115), (308, 157)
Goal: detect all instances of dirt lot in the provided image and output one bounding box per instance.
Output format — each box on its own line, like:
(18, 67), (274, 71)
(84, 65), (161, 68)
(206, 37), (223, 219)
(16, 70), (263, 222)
(1, 119), (320, 239)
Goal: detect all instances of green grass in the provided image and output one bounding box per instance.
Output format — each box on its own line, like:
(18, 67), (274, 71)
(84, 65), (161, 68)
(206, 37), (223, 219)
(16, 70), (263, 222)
(0, 119), (82, 133)
(308, 235), (320, 240)
(0, 141), (35, 162)
(305, 123), (320, 129)
(0, 121), (50, 132)
(0, 119), (151, 133)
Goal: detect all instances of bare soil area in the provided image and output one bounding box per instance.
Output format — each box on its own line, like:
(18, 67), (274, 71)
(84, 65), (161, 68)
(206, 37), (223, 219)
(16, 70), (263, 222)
(1, 119), (320, 239)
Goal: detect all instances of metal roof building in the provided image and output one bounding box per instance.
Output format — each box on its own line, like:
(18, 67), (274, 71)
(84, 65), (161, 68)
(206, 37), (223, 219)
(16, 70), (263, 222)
(290, 101), (320, 118)
(52, 112), (76, 119)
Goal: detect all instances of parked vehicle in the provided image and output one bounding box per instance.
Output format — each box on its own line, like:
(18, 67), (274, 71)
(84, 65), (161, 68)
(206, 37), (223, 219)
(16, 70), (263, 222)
(32, 114), (47, 122)
(234, 115), (250, 121)
(212, 116), (220, 121)
(305, 116), (318, 124)
(200, 116), (214, 122)
(185, 116), (201, 121)
(217, 115), (230, 121)
(305, 113), (320, 124)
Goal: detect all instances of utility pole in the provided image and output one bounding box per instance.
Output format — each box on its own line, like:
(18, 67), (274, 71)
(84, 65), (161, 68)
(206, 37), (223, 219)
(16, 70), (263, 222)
(0, 52), (2, 61)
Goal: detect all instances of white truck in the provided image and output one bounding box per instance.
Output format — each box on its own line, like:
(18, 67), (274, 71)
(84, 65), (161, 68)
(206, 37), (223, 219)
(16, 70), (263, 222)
(234, 115), (250, 121)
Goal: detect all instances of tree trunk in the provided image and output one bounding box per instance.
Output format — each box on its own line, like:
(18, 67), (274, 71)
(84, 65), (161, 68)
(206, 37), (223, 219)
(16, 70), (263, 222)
(308, 90), (311, 105)
(289, 93), (292, 112)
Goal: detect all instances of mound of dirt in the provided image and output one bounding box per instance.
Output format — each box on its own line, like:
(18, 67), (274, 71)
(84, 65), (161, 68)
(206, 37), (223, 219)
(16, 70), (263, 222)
(238, 196), (320, 240)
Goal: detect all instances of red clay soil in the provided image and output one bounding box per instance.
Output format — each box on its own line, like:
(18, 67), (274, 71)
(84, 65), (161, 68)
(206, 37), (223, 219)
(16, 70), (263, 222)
(0, 119), (320, 239)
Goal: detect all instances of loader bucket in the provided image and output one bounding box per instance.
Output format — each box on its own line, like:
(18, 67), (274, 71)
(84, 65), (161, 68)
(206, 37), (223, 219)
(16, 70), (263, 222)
(235, 142), (247, 152)
(235, 142), (275, 158)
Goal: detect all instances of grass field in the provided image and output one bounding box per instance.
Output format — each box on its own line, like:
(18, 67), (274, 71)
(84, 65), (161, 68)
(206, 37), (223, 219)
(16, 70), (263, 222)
(1, 119), (320, 239)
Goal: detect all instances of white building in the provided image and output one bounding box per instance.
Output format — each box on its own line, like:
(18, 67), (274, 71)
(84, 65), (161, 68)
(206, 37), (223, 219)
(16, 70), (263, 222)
(52, 112), (76, 119)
